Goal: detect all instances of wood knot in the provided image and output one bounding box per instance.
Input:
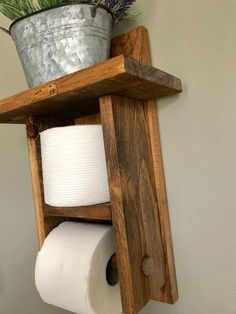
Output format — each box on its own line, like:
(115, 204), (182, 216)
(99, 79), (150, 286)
(142, 256), (154, 277)
(48, 83), (58, 96)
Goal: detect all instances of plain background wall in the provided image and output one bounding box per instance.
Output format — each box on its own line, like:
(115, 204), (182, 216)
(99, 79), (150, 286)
(0, 0), (236, 313)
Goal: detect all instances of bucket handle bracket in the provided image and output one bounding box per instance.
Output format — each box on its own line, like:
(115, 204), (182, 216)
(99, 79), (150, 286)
(0, 26), (11, 36)
(91, 0), (104, 17)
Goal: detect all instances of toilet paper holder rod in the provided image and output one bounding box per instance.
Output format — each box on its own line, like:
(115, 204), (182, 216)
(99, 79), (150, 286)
(0, 26), (182, 314)
(110, 255), (154, 278)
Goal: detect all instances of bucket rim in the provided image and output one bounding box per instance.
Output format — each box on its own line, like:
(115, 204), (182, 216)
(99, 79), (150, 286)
(9, 2), (113, 33)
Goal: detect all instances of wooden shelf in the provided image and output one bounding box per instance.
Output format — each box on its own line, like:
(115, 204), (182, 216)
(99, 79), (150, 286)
(43, 203), (112, 221)
(4, 26), (182, 314)
(0, 55), (181, 124)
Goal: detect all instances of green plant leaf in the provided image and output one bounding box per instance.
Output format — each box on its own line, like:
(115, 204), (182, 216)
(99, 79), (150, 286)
(0, 0), (138, 23)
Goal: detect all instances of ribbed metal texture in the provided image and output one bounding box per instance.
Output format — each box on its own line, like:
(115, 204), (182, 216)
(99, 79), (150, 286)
(10, 4), (112, 87)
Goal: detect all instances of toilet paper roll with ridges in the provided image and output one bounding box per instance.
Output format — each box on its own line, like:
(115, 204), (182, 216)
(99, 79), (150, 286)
(35, 222), (122, 314)
(40, 125), (110, 207)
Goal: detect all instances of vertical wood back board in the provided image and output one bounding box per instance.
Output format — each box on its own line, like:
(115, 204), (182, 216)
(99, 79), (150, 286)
(109, 26), (178, 307)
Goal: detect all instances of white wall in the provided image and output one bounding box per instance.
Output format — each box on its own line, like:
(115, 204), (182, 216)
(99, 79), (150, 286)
(0, 14), (69, 314)
(0, 1), (236, 313)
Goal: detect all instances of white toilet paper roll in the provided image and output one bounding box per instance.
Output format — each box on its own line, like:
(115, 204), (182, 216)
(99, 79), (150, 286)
(35, 222), (122, 314)
(40, 125), (110, 207)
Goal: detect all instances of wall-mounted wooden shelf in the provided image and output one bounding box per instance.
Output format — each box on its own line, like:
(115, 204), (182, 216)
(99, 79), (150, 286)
(0, 55), (181, 124)
(0, 26), (182, 314)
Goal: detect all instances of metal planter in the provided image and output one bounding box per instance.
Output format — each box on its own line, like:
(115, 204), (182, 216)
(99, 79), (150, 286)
(10, 4), (112, 87)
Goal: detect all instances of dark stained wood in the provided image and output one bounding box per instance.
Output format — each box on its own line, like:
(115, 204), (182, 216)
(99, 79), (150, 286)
(26, 116), (74, 247)
(43, 203), (112, 221)
(0, 55), (181, 124)
(75, 112), (101, 124)
(111, 26), (179, 304)
(100, 95), (166, 314)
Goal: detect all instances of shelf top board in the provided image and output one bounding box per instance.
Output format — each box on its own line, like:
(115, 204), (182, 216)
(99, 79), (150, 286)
(0, 55), (182, 124)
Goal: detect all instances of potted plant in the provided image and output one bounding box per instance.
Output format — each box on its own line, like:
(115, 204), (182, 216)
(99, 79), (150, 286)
(0, 0), (137, 87)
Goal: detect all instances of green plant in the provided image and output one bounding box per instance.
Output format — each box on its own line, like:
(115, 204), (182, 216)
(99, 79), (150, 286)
(0, 0), (137, 23)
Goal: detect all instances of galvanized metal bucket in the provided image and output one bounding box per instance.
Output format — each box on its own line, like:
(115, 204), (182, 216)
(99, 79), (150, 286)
(10, 3), (113, 87)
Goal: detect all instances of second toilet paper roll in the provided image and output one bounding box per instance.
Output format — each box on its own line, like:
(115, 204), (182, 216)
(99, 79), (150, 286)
(35, 222), (122, 314)
(40, 125), (110, 207)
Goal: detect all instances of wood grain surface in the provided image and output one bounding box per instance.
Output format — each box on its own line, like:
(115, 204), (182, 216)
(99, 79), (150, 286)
(26, 116), (73, 247)
(100, 94), (167, 313)
(44, 203), (112, 221)
(0, 55), (181, 124)
(111, 26), (179, 304)
(23, 26), (179, 312)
